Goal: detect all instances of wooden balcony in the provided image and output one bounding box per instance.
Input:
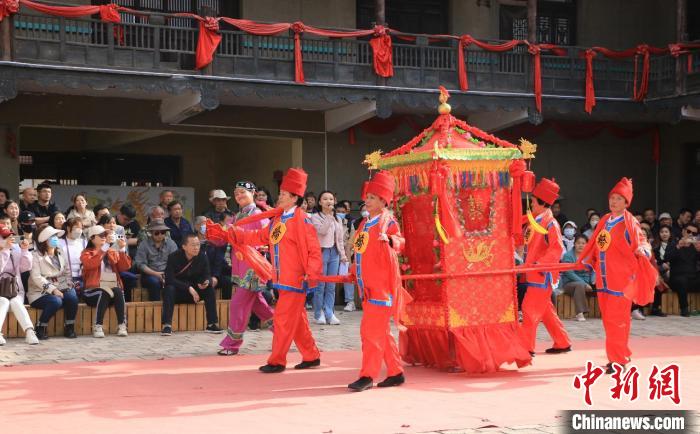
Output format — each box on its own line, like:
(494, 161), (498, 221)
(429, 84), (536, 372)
(3, 11), (686, 102)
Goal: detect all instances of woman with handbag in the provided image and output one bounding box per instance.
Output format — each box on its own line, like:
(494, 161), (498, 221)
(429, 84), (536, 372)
(80, 225), (131, 338)
(28, 225), (80, 340)
(0, 223), (39, 345)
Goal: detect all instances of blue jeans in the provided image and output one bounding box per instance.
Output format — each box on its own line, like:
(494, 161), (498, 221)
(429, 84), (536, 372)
(338, 261), (355, 303)
(120, 271), (139, 302)
(30, 288), (79, 326)
(140, 274), (163, 301)
(314, 247), (340, 320)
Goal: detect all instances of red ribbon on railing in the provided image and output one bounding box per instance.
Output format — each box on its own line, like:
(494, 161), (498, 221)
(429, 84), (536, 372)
(0, 0), (19, 21)
(584, 49), (596, 114)
(457, 35), (523, 91)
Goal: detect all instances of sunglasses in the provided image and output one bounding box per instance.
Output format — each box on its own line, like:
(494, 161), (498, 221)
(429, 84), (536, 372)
(686, 229), (698, 235)
(94, 233), (107, 239)
(152, 231), (167, 236)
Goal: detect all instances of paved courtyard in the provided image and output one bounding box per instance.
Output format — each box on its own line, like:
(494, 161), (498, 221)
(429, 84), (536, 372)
(1, 310), (698, 366)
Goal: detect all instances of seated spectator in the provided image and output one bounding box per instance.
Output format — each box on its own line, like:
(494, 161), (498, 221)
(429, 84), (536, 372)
(633, 212), (644, 223)
(694, 209), (700, 226)
(671, 208), (693, 240)
(560, 235), (595, 321)
(158, 190), (174, 218)
(579, 208), (598, 234)
(658, 212), (673, 230)
(203, 190), (233, 223)
(19, 187), (37, 213)
(300, 196), (309, 212)
(28, 225), (79, 340)
(165, 200), (193, 248)
(93, 203), (111, 221)
(649, 225), (674, 317)
(0, 223), (39, 345)
(49, 211), (66, 231)
(640, 221), (654, 245)
(2, 200), (21, 234)
(254, 187), (275, 211)
(31, 183), (58, 226)
(80, 225), (130, 338)
(582, 213), (600, 239)
(18, 210), (37, 240)
(162, 233), (222, 336)
(67, 194), (97, 228)
(98, 213), (137, 301)
(194, 216), (231, 299)
(631, 224), (656, 320)
(643, 208), (660, 235)
(0, 187), (9, 215)
(139, 206), (171, 242)
(552, 200), (568, 228)
(117, 204), (141, 256)
(134, 219), (178, 301)
(666, 222), (700, 317)
(59, 217), (86, 291)
(561, 221), (577, 254)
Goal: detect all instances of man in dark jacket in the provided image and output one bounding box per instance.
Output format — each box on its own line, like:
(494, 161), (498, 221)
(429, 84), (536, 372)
(162, 233), (223, 335)
(666, 222), (700, 317)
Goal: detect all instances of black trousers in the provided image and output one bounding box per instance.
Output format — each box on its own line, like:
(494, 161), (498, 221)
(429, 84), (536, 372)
(162, 284), (218, 326)
(670, 274), (700, 312)
(83, 287), (126, 325)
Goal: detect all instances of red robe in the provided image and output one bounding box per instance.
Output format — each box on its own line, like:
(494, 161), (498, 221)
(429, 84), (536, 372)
(579, 210), (656, 365)
(352, 211), (405, 380)
(238, 206), (322, 366)
(519, 208), (571, 352)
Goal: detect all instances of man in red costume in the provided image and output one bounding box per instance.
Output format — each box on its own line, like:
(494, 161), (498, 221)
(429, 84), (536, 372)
(229, 168), (323, 373)
(346, 171), (407, 391)
(520, 178), (572, 356)
(579, 178), (655, 374)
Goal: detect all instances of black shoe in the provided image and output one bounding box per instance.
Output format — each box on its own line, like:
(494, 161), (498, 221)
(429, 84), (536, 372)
(348, 376), (373, 391)
(377, 373), (405, 388)
(63, 324), (76, 339)
(294, 358), (321, 370)
(36, 325), (49, 340)
(529, 351), (536, 357)
(545, 346), (571, 354)
(649, 308), (667, 317)
(206, 324), (224, 334)
(161, 325), (172, 336)
(605, 362), (626, 375)
(680, 309), (691, 317)
(259, 364), (285, 373)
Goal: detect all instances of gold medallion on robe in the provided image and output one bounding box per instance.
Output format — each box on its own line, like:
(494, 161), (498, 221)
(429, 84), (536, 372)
(596, 229), (612, 252)
(354, 231), (370, 254)
(270, 221), (287, 245)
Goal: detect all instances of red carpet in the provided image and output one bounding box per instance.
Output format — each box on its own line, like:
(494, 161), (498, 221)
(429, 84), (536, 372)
(1, 336), (698, 434)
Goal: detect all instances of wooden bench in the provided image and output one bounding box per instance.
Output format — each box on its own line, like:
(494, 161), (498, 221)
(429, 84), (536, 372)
(1, 298), (231, 338)
(555, 291), (700, 319)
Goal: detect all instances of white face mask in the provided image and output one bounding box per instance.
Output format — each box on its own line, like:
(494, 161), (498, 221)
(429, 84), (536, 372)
(563, 228), (575, 239)
(71, 228), (83, 239)
(361, 210), (370, 218)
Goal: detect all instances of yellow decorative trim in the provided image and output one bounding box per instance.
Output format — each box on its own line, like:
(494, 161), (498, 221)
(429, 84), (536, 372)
(363, 150), (383, 170)
(499, 303), (516, 323)
(463, 241), (495, 268)
(449, 306), (469, 327)
(377, 148), (521, 170)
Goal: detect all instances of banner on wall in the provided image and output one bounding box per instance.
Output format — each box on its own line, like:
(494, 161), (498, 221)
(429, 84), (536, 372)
(51, 185), (195, 225)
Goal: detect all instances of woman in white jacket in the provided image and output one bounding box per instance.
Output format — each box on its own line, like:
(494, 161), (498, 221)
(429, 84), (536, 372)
(0, 223), (38, 345)
(309, 191), (347, 325)
(28, 225), (79, 340)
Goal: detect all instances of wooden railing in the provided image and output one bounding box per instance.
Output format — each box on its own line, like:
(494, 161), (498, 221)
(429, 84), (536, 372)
(4, 11), (686, 102)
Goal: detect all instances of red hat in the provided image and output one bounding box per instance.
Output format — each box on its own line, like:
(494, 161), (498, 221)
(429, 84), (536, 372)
(609, 177), (633, 206)
(363, 171), (395, 205)
(279, 168), (307, 197)
(532, 178), (559, 205)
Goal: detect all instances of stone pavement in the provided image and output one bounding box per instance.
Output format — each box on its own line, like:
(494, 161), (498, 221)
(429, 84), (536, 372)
(1, 310), (698, 366)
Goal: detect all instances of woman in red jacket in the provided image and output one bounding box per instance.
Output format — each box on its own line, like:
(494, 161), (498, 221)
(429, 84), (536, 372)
(81, 225), (132, 338)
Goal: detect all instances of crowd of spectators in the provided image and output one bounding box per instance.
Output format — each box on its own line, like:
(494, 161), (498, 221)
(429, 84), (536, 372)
(0, 181), (697, 345)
